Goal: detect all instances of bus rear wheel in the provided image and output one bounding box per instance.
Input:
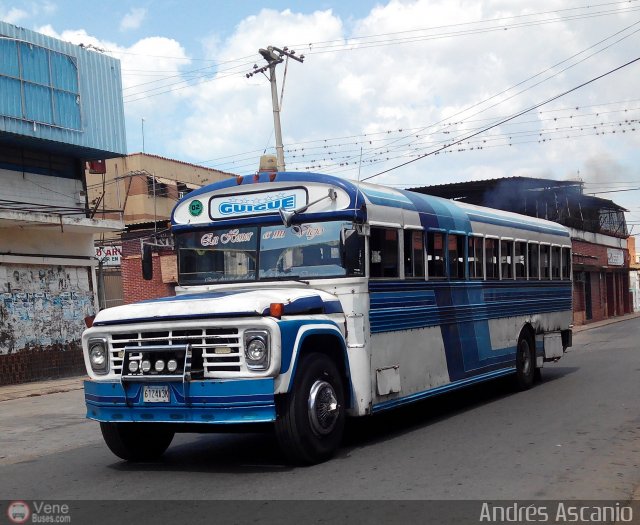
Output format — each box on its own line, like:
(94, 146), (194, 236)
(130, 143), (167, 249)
(275, 352), (345, 465)
(100, 422), (174, 461)
(514, 333), (535, 391)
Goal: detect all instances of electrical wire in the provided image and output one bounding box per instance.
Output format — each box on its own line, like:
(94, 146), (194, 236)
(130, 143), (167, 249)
(362, 56), (640, 181)
(119, 2), (640, 102)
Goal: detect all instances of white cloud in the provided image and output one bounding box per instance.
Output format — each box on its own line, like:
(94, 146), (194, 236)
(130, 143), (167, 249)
(1, 1), (57, 23)
(119, 7), (146, 31)
(1, 6), (28, 23)
(33, 1), (640, 210)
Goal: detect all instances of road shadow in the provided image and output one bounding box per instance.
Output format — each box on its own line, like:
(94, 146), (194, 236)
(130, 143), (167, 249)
(109, 431), (291, 474)
(109, 366), (578, 473)
(341, 365), (578, 453)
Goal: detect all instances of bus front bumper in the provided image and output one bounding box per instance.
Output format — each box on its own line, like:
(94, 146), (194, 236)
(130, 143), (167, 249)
(84, 379), (276, 424)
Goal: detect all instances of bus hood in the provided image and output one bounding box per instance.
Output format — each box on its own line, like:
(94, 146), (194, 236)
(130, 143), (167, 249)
(92, 287), (343, 326)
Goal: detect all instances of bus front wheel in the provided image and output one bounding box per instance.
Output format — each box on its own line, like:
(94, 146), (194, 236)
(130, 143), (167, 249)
(100, 422), (174, 461)
(275, 352), (346, 465)
(515, 334), (535, 391)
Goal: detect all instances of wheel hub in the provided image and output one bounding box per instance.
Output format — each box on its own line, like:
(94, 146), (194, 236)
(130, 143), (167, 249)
(308, 379), (340, 436)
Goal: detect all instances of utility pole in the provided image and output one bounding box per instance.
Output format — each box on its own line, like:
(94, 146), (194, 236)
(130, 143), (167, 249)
(141, 117), (145, 153)
(247, 46), (304, 172)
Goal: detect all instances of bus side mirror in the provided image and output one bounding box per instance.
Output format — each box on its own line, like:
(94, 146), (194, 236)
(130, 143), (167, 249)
(142, 244), (153, 280)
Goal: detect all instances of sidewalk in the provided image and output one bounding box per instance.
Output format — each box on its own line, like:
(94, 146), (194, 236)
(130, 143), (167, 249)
(1, 312), (639, 403)
(572, 311), (640, 333)
(0, 375), (86, 402)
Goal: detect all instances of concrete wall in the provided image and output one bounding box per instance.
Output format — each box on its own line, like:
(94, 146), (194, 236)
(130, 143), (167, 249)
(630, 271), (640, 312)
(0, 168), (85, 209)
(0, 263), (93, 354)
(0, 227), (95, 258)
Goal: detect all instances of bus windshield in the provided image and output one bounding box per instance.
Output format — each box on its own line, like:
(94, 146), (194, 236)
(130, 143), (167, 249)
(176, 221), (363, 285)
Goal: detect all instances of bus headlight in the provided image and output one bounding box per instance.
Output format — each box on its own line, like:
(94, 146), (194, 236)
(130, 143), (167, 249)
(88, 338), (109, 375)
(244, 330), (270, 371)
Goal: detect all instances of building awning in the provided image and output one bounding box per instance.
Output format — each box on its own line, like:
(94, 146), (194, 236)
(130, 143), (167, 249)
(0, 209), (124, 233)
(150, 176), (200, 190)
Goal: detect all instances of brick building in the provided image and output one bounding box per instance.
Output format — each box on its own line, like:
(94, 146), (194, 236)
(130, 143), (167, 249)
(628, 236), (640, 312)
(121, 226), (175, 304)
(85, 153), (235, 305)
(411, 177), (631, 326)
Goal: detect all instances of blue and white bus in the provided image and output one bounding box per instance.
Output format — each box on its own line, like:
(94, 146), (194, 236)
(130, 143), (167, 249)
(83, 171), (572, 464)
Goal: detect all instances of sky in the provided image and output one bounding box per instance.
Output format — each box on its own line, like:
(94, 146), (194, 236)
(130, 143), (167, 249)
(3, 0), (640, 233)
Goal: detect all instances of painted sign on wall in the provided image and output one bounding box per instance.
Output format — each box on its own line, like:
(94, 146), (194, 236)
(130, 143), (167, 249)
(607, 248), (624, 266)
(95, 246), (122, 266)
(0, 264), (94, 354)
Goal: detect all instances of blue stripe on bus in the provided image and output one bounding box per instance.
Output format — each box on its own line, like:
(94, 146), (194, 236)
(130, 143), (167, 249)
(369, 281), (571, 333)
(85, 379), (275, 409)
(369, 280), (571, 380)
(359, 187), (416, 210)
(401, 189), (472, 233)
(466, 211), (571, 237)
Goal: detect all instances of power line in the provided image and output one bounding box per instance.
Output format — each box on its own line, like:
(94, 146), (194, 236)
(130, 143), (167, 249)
(295, 1), (639, 50)
(329, 20), (640, 171)
(362, 56), (640, 181)
(199, 101), (640, 171)
(119, 2), (639, 102)
(587, 187), (640, 194)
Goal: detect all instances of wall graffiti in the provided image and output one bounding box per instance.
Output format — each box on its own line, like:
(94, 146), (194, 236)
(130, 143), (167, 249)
(0, 264), (94, 355)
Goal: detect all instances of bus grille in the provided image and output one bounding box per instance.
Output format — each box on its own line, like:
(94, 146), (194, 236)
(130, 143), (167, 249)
(109, 328), (241, 377)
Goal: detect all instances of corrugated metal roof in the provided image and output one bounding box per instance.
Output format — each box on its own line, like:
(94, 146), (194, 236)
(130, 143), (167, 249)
(127, 152), (236, 177)
(0, 21), (126, 157)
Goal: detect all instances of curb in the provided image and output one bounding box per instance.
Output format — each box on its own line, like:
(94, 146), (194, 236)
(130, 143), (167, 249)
(572, 312), (640, 334)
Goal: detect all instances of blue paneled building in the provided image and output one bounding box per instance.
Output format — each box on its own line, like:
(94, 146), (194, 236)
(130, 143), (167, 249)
(0, 21), (126, 385)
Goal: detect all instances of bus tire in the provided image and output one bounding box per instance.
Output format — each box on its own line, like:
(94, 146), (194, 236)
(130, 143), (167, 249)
(100, 422), (174, 461)
(514, 333), (535, 391)
(275, 352), (345, 465)
(534, 367), (543, 383)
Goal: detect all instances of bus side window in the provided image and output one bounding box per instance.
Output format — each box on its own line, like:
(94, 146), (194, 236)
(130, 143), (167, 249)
(540, 244), (551, 279)
(427, 232), (446, 279)
(485, 238), (499, 280)
(515, 241), (527, 279)
(468, 236), (484, 279)
(551, 246), (561, 279)
(561, 247), (571, 280)
(528, 243), (539, 279)
(404, 230), (425, 279)
(500, 240), (513, 279)
(448, 234), (466, 280)
(370, 227), (399, 278)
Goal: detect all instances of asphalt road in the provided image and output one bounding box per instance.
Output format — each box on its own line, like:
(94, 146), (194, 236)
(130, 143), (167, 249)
(1, 319), (639, 503)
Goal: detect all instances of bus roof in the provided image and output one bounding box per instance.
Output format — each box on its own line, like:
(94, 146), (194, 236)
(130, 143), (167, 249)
(172, 171), (570, 239)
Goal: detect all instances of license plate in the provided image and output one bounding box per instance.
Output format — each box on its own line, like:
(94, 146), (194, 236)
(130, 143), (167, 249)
(143, 385), (170, 403)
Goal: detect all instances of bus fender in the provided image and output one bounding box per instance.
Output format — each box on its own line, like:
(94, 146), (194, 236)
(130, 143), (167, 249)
(517, 322), (541, 367)
(274, 324), (353, 405)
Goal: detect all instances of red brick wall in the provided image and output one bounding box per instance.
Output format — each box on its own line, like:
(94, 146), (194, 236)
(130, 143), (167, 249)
(572, 240), (609, 266)
(121, 253), (175, 304)
(119, 229), (176, 304)
(0, 342), (85, 386)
